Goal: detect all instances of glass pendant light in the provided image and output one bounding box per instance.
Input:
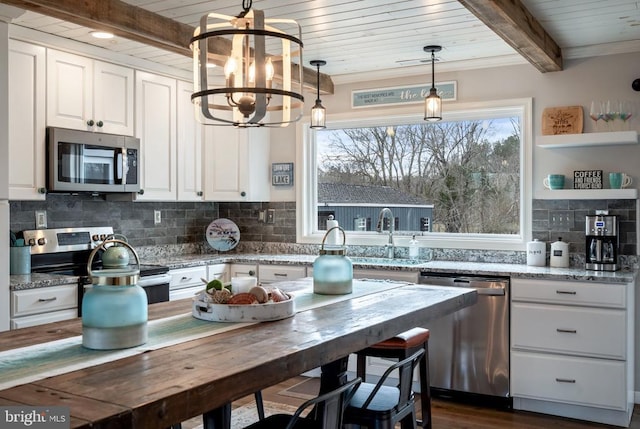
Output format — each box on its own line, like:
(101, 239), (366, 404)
(310, 60), (327, 129)
(424, 45), (442, 122)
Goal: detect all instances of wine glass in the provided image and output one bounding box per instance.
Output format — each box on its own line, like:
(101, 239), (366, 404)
(601, 100), (615, 131)
(589, 101), (603, 131)
(619, 101), (634, 130)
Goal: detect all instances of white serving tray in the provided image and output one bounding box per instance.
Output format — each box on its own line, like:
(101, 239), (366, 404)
(192, 295), (296, 322)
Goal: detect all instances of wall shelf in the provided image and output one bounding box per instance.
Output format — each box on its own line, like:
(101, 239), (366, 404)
(536, 130), (638, 148)
(538, 188), (638, 200)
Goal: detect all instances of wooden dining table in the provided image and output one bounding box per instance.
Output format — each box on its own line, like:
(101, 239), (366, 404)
(0, 278), (476, 429)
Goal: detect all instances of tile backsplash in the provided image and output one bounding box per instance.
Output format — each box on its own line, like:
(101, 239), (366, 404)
(9, 196), (637, 267)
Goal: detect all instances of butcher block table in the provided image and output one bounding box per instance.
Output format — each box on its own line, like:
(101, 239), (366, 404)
(0, 278), (476, 429)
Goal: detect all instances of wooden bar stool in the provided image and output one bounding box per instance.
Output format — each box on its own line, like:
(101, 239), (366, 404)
(356, 327), (431, 429)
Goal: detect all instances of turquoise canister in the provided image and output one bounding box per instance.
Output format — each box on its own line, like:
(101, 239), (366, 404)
(82, 239), (148, 350)
(313, 226), (353, 295)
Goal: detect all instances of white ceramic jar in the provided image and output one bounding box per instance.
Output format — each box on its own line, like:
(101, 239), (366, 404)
(550, 237), (570, 268)
(526, 239), (546, 266)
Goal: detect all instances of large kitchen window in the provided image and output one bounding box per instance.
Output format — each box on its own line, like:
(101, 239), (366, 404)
(297, 98), (532, 250)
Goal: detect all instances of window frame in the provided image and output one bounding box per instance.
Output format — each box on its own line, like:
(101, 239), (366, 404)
(296, 98), (533, 251)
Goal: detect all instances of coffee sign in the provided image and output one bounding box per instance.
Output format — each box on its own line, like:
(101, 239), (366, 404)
(573, 170), (602, 189)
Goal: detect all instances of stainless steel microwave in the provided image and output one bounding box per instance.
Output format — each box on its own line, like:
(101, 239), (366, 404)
(47, 127), (140, 193)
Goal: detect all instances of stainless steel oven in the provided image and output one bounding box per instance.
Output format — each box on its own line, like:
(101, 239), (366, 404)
(419, 272), (511, 406)
(25, 227), (170, 316)
(47, 127), (140, 193)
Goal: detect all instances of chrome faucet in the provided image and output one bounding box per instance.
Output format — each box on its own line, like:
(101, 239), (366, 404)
(377, 207), (395, 258)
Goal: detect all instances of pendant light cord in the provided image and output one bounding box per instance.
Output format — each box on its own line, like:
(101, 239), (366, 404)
(431, 50), (435, 89)
(316, 63), (321, 103)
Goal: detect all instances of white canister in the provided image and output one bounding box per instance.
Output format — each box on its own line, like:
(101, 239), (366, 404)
(550, 237), (570, 268)
(526, 239), (546, 266)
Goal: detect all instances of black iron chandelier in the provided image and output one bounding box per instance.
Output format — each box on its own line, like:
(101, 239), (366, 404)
(190, 0), (304, 127)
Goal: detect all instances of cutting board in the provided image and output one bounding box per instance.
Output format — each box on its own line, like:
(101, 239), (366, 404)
(542, 106), (583, 135)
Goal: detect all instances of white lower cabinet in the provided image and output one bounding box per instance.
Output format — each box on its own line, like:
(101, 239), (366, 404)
(352, 269), (418, 283)
(228, 263), (258, 279)
(207, 263), (230, 285)
(510, 278), (634, 427)
(169, 266), (207, 301)
(10, 284), (78, 329)
(258, 264), (307, 284)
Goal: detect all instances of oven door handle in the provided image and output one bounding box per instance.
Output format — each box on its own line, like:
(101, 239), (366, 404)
(137, 273), (172, 287)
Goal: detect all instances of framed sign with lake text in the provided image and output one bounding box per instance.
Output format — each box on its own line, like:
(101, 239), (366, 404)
(352, 81), (457, 109)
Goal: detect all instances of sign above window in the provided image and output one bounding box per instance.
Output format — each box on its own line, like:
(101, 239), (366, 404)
(352, 81), (457, 109)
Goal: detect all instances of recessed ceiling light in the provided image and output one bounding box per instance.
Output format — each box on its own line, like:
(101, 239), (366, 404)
(91, 31), (114, 39)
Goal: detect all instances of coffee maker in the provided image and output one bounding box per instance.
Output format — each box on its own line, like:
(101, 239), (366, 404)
(585, 214), (619, 271)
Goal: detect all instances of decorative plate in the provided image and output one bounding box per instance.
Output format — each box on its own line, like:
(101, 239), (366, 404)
(206, 218), (240, 251)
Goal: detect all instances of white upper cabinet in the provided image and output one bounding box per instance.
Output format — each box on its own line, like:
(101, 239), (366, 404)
(177, 81), (203, 201)
(46, 49), (134, 135)
(203, 121), (270, 201)
(135, 71), (177, 201)
(8, 40), (46, 200)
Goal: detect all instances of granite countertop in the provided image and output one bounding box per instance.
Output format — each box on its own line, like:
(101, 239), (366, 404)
(10, 253), (637, 291)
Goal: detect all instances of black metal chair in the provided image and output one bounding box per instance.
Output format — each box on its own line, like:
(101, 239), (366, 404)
(344, 349), (425, 429)
(242, 377), (362, 429)
(354, 328), (431, 429)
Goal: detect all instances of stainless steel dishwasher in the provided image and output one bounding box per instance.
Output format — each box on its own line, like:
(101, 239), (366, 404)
(419, 272), (510, 405)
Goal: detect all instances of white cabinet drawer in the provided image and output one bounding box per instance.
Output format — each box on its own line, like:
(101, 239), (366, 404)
(169, 286), (202, 301)
(511, 278), (626, 308)
(11, 284), (78, 317)
(353, 269), (418, 283)
(511, 350), (626, 410)
(511, 302), (625, 359)
(258, 265), (306, 284)
(11, 309), (78, 329)
(207, 263), (229, 284)
(229, 263), (257, 278)
(169, 266), (207, 290)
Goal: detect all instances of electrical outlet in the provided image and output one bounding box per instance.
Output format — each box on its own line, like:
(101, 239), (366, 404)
(258, 210), (266, 223)
(549, 210), (574, 230)
(266, 209), (275, 224)
(154, 210), (162, 225)
(35, 210), (47, 229)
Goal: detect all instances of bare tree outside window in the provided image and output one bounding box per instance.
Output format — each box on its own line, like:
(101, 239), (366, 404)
(316, 117), (521, 235)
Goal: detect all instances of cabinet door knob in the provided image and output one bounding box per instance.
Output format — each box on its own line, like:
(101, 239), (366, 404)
(197, 191), (203, 196)
(38, 187), (47, 194)
(96, 120), (104, 127)
(138, 189), (145, 195)
(240, 191), (246, 197)
(87, 119), (95, 126)
(249, 270), (255, 276)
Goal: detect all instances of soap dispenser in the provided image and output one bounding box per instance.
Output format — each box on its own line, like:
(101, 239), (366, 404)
(408, 235), (419, 259)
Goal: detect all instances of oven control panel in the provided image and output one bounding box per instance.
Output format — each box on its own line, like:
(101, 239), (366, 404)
(23, 227), (114, 254)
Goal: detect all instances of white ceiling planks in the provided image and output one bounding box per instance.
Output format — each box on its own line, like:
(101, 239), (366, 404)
(5, 0), (640, 83)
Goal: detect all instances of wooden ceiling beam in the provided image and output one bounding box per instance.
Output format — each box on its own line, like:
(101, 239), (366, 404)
(457, 0), (563, 73)
(0, 0), (334, 93)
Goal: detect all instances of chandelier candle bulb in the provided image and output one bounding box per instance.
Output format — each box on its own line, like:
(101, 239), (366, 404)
(526, 239), (546, 266)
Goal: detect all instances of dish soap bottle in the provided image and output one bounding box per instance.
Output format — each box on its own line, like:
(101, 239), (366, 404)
(408, 235), (419, 259)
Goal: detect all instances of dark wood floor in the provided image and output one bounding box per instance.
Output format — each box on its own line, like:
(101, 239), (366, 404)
(233, 376), (640, 429)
